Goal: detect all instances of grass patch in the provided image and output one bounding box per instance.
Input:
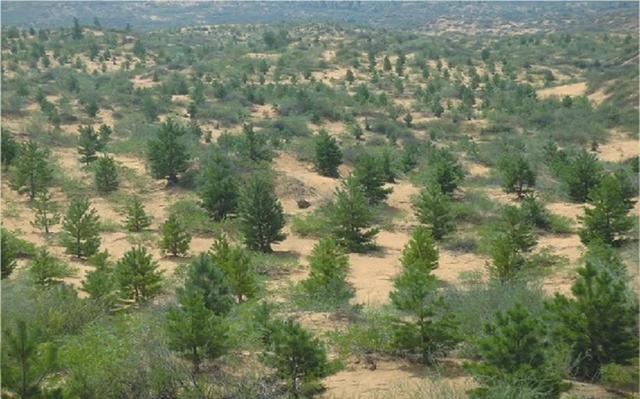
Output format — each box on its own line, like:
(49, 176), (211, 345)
(327, 306), (397, 359)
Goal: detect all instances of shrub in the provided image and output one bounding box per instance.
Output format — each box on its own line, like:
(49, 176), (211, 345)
(466, 303), (568, 399)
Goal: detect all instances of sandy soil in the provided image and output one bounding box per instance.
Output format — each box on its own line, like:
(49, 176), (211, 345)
(597, 130), (639, 162)
(537, 82), (587, 99)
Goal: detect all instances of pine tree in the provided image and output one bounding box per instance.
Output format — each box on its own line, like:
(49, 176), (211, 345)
(210, 236), (257, 303)
(115, 245), (163, 303)
(390, 240), (458, 364)
(579, 174), (635, 246)
(241, 123), (271, 162)
(313, 129), (342, 178)
(81, 251), (117, 304)
(497, 154), (536, 198)
(1, 231), (18, 279)
(352, 153), (392, 205)
(31, 190), (60, 234)
(380, 147), (397, 183)
(61, 197), (101, 259)
(94, 155), (119, 194)
(166, 288), (228, 373)
(583, 239), (626, 277)
(84, 98), (99, 117)
(2, 320), (58, 399)
(197, 151), (237, 221)
(466, 304), (567, 399)
(345, 69), (355, 84)
(29, 248), (76, 286)
(486, 233), (525, 284)
(1, 129), (19, 171)
(331, 176), (379, 252)
(123, 196), (152, 232)
(238, 174), (286, 252)
(546, 261), (638, 380)
(11, 141), (53, 200)
(403, 112), (413, 127)
(383, 55), (392, 72)
(400, 226), (439, 273)
(300, 237), (354, 306)
(96, 124), (112, 151)
(147, 118), (189, 185)
(262, 320), (332, 397)
(183, 253), (234, 315)
(72, 17), (83, 39)
(77, 125), (100, 165)
(427, 148), (464, 195)
(563, 150), (603, 203)
(160, 215), (191, 257)
(499, 205), (537, 253)
(350, 123), (364, 141)
(414, 182), (454, 240)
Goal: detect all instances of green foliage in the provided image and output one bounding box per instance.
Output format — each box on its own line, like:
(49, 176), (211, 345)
(466, 303), (567, 399)
(390, 241), (458, 364)
(487, 234), (526, 284)
(97, 124), (112, 151)
(81, 251), (118, 305)
(210, 235), (258, 302)
(579, 173), (635, 246)
(166, 288), (228, 373)
(183, 253), (234, 315)
(197, 151), (237, 221)
(1, 320), (59, 399)
(352, 153), (392, 204)
(159, 215), (191, 257)
(1, 128), (19, 170)
(485, 206), (537, 284)
(1, 230), (18, 279)
(94, 155), (119, 194)
(400, 226), (439, 273)
(331, 176), (379, 252)
(562, 150), (603, 202)
(313, 129), (342, 178)
(498, 205), (538, 254)
(115, 245), (163, 303)
(497, 154), (535, 198)
(61, 197), (101, 259)
(238, 174), (286, 252)
(241, 123), (271, 162)
(11, 141), (53, 200)
(84, 98), (99, 118)
(297, 237), (354, 309)
(414, 182), (454, 240)
(425, 148), (464, 195)
(546, 261), (639, 380)
(262, 319), (333, 397)
(147, 118), (190, 184)
(30, 190), (60, 235)
(29, 248), (76, 287)
(77, 125), (100, 166)
(123, 196), (152, 232)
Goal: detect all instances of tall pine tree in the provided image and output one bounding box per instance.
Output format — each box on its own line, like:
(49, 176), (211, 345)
(147, 118), (189, 185)
(61, 197), (101, 259)
(11, 141), (53, 200)
(238, 174), (286, 252)
(331, 176), (379, 252)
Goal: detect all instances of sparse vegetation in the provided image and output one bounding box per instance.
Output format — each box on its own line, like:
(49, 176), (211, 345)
(1, 4), (638, 398)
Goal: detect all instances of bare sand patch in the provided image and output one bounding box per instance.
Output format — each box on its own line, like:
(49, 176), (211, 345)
(537, 82), (587, 99)
(323, 359), (474, 399)
(538, 234), (583, 264)
(273, 152), (340, 205)
(596, 130), (639, 162)
(546, 201), (584, 222)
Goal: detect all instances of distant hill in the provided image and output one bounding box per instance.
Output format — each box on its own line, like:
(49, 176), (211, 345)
(2, 1), (638, 33)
